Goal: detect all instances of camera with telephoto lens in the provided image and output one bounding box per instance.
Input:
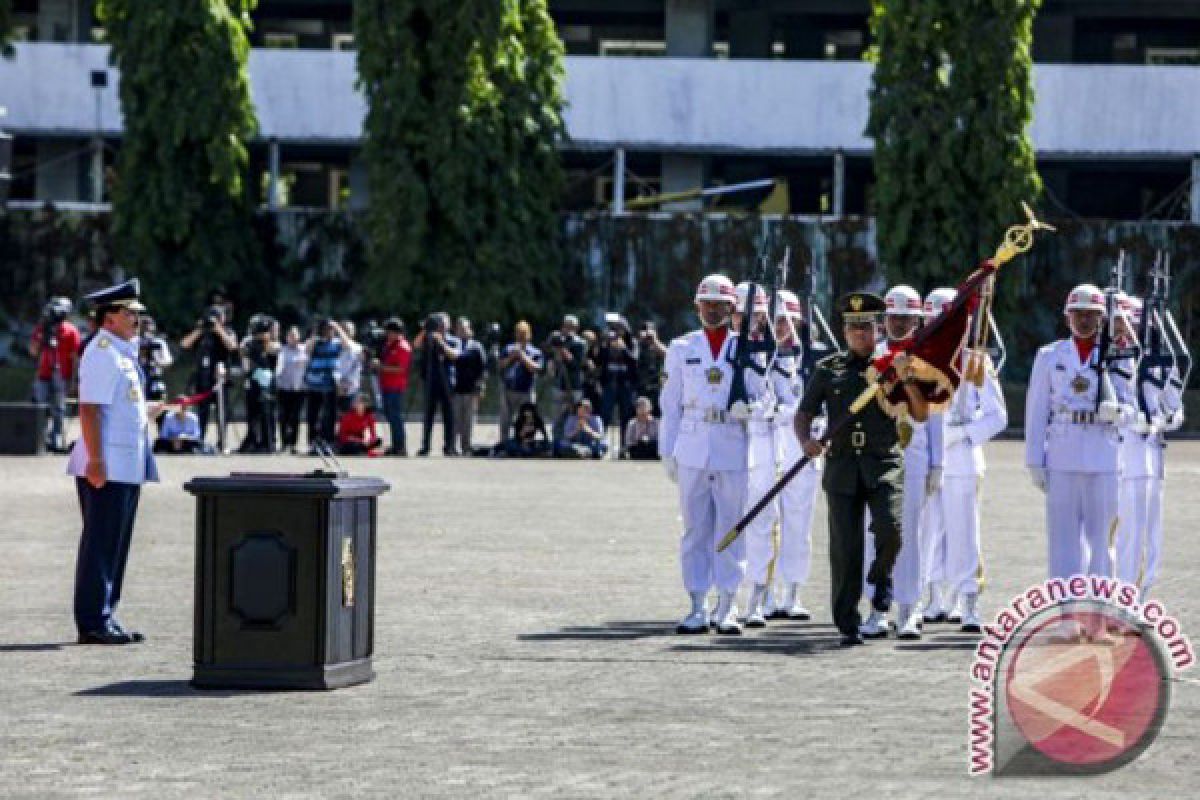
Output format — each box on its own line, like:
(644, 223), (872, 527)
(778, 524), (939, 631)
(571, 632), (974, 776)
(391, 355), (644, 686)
(201, 306), (223, 331)
(361, 319), (386, 359)
(547, 331), (565, 349)
(250, 314), (274, 336)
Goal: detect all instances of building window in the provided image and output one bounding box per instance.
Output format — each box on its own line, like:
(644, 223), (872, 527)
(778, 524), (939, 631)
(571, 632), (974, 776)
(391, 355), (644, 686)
(599, 39), (666, 57)
(1146, 47), (1200, 66)
(824, 30), (865, 61)
(264, 32), (299, 50)
(331, 33), (355, 52)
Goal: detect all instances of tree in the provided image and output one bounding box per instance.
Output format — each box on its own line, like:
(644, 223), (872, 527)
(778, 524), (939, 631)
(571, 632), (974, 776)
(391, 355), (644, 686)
(355, 0), (566, 322)
(867, 0), (1041, 306)
(1, 0), (14, 57)
(96, 1), (258, 329)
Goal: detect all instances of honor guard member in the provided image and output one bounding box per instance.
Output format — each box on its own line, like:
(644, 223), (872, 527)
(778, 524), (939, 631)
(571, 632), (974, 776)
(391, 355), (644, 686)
(659, 274), (750, 635)
(1026, 284), (1134, 582)
(66, 279), (161, 645)
(920, 288), (1007, 633)
(762, 289), (820, 621)
(795, 292), (930, 646)
(860, 286), (944, 639)
(1115, 294), (1183, 597)
(734, 283), (797, 628)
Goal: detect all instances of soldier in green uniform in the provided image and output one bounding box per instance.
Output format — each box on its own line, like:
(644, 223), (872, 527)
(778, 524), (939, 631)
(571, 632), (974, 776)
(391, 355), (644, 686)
(794, 292), (930, 646)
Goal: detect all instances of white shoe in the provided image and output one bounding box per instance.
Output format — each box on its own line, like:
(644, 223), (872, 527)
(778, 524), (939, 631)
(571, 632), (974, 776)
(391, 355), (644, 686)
(714, 592), (742, 635)
(859, 609), (889, 639)
(922, 584), (948, 623)
(743, 585), (767, 628)
(675, 592), (710, 635)
(960, 593), (982, 634)
(947, 597), (963, 625)
(896, 605), (922, 640)
(785, 584), (811, 620)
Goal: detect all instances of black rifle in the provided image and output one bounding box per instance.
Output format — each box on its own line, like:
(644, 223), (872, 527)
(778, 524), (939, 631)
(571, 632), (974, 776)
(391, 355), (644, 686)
(1137, 251), (1192, 422)
(797, 259), (840, 383)
(1095, 251), (1139, 412)
(725, 247), (777, 411)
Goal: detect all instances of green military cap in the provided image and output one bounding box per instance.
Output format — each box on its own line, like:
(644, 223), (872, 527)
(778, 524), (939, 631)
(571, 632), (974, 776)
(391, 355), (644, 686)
(836, 291), (885, 323)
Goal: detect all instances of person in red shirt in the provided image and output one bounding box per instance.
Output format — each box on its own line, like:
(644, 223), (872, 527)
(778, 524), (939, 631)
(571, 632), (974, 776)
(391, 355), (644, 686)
(336, 393), (383, 456)
(29, 297), (82, 452)
(375, 318), (412, 456)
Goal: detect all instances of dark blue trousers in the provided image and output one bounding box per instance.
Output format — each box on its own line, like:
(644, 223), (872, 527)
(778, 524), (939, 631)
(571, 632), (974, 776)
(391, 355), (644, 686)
(74, 478), (141, 634)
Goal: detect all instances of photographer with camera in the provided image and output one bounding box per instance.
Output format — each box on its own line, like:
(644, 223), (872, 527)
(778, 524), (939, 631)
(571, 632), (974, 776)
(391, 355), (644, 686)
(28, 296), (82, 452)
(375, 318), (411, 456)
(452, 317), (488, 455)
(412, 311), (461, 456)
(238, 314), (280, 453)
(545, 314), (587, 439)
(635, 320), (667, 416)
(597, 316), (638, 447)
(302, 318), (355, 452)
(498, 321), (544, 445)
(180, 304), (238, 449)
(136, 316), (173, 407)
(556, 397), (607, 459)
(335, 319), (366, 413)
(275, 325), (309, 454)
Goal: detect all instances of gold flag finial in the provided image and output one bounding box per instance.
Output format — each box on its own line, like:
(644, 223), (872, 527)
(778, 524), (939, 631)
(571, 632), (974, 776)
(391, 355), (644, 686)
(993, 202), (1056, 266)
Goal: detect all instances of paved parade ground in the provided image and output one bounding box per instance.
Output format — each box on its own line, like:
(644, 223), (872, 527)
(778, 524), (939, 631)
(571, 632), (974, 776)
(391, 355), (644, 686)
(2, 436), (1198, 798)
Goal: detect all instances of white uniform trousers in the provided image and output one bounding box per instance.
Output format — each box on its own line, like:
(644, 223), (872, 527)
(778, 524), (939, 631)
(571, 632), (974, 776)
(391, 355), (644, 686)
(934, 475), (982, 596)
(1045, 470), (1117, 580)
(679, 465), (749, 594)
(1117, 473), (1164, 595)
(923, 487), (947, 589)
(866, 454), (930, 605)
(744, 449), (819, 588)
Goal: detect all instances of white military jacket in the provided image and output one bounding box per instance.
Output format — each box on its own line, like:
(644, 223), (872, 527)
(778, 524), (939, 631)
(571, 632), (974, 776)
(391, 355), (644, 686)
(67, 329), (160, 485)
(1119, 366), (1184, 480)
(942, 362), (1008, 478)
(1025, 337), (1134, 474)
(658, 328), (751, 472)
(745, 349), (797, 471)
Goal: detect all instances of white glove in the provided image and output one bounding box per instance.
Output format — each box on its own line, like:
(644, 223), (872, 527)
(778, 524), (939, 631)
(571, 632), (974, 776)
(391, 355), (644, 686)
(663, 456), (679, 484)
(925, 466), (944, 497)
(944, 424), (967, 449)
(1028, 466), (1047, 493)
(729, 400), (753, 422)
(1096, 401), (1122, 425)
(1131, 412), (1157, 436)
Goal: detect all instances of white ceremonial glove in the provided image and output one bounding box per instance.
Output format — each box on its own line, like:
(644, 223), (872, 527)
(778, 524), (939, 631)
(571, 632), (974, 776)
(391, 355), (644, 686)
(729, 400), (755, 422)
(925, 466), (944, 497)
(944, 424), (968, 449)
(663, 456), (679, 484)
(1162, 410), (1185, 433)
(1131, 412), (1156, 436)
(1028, 466), (1047, 493)
(1096, 401), (1122, 425)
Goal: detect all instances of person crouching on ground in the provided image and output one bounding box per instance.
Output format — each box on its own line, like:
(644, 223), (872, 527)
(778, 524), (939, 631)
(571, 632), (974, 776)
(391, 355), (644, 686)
(557, 397), (608, 459)
(336, 393), (383, 456)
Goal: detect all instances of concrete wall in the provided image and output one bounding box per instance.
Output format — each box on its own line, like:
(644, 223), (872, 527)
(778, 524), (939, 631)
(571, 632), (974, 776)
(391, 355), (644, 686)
(3, 43), (1200, 158)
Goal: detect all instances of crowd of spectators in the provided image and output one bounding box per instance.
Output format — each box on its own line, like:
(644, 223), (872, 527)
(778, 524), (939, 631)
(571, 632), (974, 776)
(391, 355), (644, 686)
(27, 290), (665, 462)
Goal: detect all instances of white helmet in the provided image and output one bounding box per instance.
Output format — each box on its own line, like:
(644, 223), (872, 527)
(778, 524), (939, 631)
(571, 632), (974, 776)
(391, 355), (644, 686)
(776, 289), (803, 320)
(1064, 283), (1105, 314)
(924, 287), (957, 318)
(885, 285), (923, 316)
(1117, 292), (1143, 326)
(734, 281), (769, 313)
(694, 274), (736, 304)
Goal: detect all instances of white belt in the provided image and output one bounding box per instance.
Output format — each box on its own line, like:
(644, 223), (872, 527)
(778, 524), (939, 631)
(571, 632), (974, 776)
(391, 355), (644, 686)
(683, 407), (737, 425)
(1052, 410), (1099, 425)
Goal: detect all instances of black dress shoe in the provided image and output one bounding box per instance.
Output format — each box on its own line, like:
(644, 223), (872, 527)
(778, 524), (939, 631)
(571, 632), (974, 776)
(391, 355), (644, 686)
(840, 633), (865, 647)
(110, 623), (145, 643)
(78, 629), (135, 645)
(416, 448), (430, 457)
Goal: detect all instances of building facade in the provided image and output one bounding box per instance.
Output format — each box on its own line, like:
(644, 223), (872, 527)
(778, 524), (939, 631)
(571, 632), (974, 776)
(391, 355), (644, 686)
(2, 0), (1199, 220)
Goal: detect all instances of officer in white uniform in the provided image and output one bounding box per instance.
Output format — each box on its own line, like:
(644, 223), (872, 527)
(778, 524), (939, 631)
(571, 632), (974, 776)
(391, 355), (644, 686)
(1115, 294), (1184, 597)
(660, 274), (750, 634)
(1026, 284), (1134, 582)
(735, 284), (799, 628)
(761, 290), (820, 621)
(920, 288), (1007, 633)
(67, 279), (161, 645)
(861, 285), (944, 640)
